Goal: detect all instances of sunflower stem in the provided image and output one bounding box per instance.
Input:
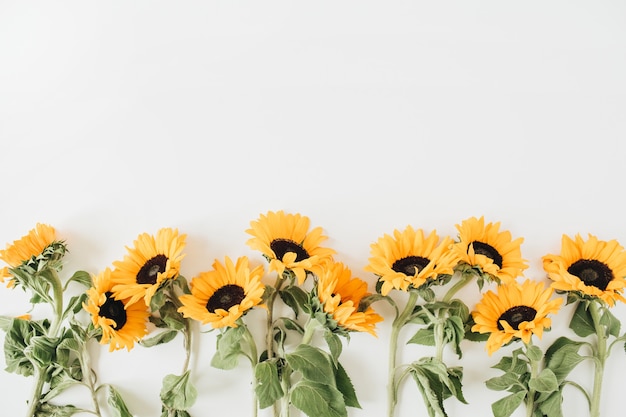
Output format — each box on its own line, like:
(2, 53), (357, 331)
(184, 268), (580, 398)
(25, 367), (46, 417)
(442, 270), (472, 303)
(301, 317), (321, 346)
(266, 273), (286, 417)
(242, 324), (259, 417)
(26, 268), (66, 417)
(387, 290), (418, 417)
(524, 342), (539, 417)
(589, 301), (607, 417)
(80, 340), (102, 417)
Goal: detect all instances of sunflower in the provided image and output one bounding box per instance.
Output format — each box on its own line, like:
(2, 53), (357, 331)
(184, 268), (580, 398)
(316, 261), (383, 336)
(84, 268), (150, 352)
(472, 279), (562, 355)
(542, 234), (626, 306)
(178, 256), (265, 328)
(111, 228), (186, 306)
(245, 210), (336, 284)
(364, 226), (459, 296)
(452, 216), (528, 284)
(0, 223), (58, 283)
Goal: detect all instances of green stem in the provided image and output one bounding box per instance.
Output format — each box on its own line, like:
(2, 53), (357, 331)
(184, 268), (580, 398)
(387, 291), (419, 417)
(266, 274), (286, 417)
(26, 269), (65, 417)
(525, 342), (539, 417)
(80, 342), (102, 417)
(25, 367), (46, 417)
(301, 318), (320, 346)
(442, 270), (472, 303)
(589, 301), (608, 417)
(242, 325), (259, 417)
(434, 314), (445, 362)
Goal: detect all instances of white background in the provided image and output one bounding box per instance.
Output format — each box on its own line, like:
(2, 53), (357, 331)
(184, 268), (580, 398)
(1, 1), (626, 416)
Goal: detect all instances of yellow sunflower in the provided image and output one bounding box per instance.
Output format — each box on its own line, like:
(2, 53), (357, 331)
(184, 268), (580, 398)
(317, 261), (383, 336)
(0, 223), (57, 283)
(542, 234), (626, 306)
(178, 256), (265, 328)
(245, 210), (336, 284)
(111, 228), (186, 307)
(452, 216), (528, 284)
(84, 268), (150, 352)
(364, 226), (459, 296)
(472, 279), (562, 355)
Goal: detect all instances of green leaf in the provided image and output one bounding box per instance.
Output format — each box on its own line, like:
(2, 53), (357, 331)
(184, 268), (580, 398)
(160, 371), (197, 411)
(537, 390), (563, 417)
(290, 380), (347, 417)
(65, 270), (93, 289)
(529, 369), (558, 393)
(486, 372), (524, 392)
(600, 307), (621, 337)
(0, 315), (13, 331)
(36, 403), (81, 417)
(569, 302), (595, 338)
(407, 327), (435, 346)
(491, 391), (526, 417)
(254, 360), (284, 409)
(334, 361), (360, 408)
(139, 329), (179, 348)
(285, 344), (335, 385)
(491, 355), (528, 376)
(108, 385), (134, 417)
(324, 329), (343, 363)
(62, 294), (88, 321)
(279, 286), (309, 317)
(544, 337), (585, 382)
(159, 301), (186, 331)
(525, 345), (544, 362)
(211, 326), (244, 370)
(444, 315), (466, 358)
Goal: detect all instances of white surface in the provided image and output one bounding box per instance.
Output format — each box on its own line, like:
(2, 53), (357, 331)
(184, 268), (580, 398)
(1, 1), (626, 416)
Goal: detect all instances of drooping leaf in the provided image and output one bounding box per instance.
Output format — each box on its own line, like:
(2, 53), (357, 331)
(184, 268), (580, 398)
(334, 361), (360, 408)
(569, 302), (595, 338)
(254, 360), (284, 409)
(108, 385), (134, 417)
(211, 326), (244, 370)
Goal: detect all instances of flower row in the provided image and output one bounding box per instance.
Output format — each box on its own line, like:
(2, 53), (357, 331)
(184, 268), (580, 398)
(1, 212), (625, 417)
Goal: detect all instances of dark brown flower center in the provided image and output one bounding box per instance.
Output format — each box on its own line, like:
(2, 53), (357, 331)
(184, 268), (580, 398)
(100, 292), (127, 329)
(392, 256), (430, 276)
(206, 284), (245, 313)
(470, 241), (503, 268)
(568, 259), (613, 291)
(497, 305), (537, 330)
(136, 254), (168, 285)
(270, 239), (309, 262)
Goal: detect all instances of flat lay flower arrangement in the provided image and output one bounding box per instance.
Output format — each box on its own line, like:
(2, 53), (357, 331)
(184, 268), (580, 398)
(1, 213), (625, 417)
